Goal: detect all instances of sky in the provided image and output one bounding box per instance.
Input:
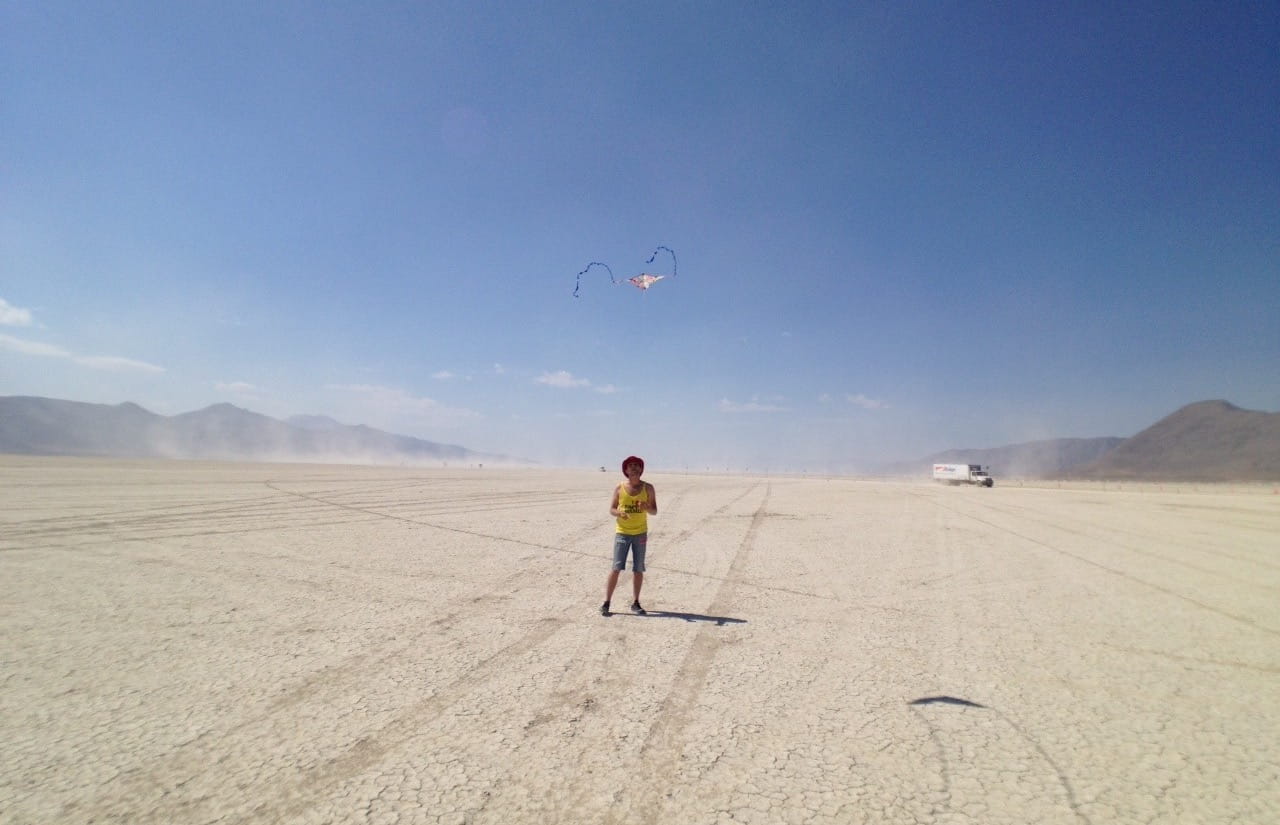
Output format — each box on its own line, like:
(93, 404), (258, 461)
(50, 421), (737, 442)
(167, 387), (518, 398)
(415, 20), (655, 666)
(3, 1), (1278, 472)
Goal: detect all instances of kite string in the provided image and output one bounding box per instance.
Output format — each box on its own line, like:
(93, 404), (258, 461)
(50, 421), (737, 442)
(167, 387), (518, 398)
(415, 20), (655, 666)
(573, 262), (616, 298)
(646, 246), (677, 279)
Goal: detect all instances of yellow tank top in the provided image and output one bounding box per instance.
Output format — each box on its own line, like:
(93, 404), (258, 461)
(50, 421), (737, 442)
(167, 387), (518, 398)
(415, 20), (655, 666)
(616, 483), (649, 535)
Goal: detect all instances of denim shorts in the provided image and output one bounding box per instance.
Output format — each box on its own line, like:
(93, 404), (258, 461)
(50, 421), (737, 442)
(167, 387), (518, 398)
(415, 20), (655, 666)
(611, 533), (647, 572)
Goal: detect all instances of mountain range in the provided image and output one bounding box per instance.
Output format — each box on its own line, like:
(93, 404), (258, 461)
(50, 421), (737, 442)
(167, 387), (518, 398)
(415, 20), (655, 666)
(0, 396), (526, 467)
(881, 400), (1279, 481)
(1063, 400), (1280, 481)
(2, 396), (1277, 479)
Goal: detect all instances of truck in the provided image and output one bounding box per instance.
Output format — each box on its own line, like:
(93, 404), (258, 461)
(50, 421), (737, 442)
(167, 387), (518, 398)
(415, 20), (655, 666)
(933, 463), (994, 487)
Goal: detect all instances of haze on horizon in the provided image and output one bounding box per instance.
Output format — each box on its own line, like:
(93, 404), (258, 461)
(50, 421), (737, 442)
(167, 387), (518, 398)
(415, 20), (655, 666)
(2, 2), (1277, 472)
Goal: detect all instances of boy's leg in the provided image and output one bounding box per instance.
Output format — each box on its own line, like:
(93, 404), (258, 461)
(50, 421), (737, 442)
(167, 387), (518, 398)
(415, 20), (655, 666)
(631, 535), (647, 606)
(632, 534), (650, 611)
(603, 534), (627, 615)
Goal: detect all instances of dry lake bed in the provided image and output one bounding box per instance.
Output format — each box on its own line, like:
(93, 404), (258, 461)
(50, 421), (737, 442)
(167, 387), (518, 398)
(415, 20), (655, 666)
(2, 457), (1277, 824)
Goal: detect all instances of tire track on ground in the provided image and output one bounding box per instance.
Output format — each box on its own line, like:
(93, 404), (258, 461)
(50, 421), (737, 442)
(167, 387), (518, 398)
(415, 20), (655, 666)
(271, 478), (842, 606)
(974, 496), (1280, 583)
(1, 496), (327, 544)
(644, 482), (844, 602)
(263, 481), (821, 606)
(616, 481), (770, 825)
(265, 482), (593, 555)
(256, 613), (572, 824)
(0, 516), (385, 554)
(1094, 643), (1280, 675)
(103, 613), (572, 824)
(4, 478), (577, 545)
(919, 493), (1280, 638)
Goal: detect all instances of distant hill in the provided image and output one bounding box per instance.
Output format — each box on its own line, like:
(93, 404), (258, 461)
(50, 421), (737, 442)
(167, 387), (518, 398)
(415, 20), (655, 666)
(286, 414), (346, 432)
(0, 396), (526, 466)
(879, 437), (1124, 479)
(1064, 400), (1280, 481)
(881, 400), (1280, 482)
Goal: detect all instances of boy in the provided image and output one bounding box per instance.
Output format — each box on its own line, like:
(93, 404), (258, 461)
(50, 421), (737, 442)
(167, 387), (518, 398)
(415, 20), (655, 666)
(601, 455), (657, 616)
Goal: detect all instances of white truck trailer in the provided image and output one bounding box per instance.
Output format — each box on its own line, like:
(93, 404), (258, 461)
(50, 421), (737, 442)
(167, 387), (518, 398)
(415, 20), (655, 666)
(933, 463), (994, 487)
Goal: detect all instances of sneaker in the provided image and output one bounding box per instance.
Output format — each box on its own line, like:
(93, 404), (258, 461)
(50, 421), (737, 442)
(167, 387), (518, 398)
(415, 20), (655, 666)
(600, 601), (611, 616)
(631, 601), (645, 614)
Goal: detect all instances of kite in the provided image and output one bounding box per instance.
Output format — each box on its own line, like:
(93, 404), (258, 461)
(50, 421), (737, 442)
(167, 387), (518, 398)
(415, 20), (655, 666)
(573, 246), (678, 298)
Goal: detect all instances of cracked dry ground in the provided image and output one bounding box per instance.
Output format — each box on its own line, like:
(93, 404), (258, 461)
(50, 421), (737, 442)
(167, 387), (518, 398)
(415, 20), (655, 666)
(2, 458), (1277, 824)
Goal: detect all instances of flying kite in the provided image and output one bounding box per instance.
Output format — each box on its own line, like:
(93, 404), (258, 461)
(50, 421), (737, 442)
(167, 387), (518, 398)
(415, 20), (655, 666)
(573, 246), (677, 298)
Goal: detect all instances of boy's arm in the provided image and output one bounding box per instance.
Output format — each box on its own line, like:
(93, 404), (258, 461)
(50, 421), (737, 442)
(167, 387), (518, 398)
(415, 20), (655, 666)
(609, 486), (623, 518)
(645, 483), (658, 514)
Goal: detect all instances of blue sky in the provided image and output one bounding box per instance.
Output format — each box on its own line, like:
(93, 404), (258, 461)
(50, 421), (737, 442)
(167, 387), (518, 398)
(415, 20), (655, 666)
(3, 1), (1277, 471)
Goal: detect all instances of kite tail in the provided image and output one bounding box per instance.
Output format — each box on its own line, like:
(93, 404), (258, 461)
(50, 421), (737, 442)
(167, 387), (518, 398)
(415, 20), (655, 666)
(573, 262), (616, 298)
(646, 246), (677, 278)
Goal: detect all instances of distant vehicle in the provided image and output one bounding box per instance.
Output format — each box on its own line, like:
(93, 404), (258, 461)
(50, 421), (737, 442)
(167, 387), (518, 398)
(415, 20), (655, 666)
(933, 463), (994, 487)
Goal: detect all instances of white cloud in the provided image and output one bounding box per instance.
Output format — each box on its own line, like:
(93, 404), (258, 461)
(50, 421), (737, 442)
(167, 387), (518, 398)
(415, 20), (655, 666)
(0, 333), (68, 357)
(554, 409), (616, 418)
(73, 355), (165, 373)
(536, 370), (591, 389)
(432, 370), (455, 380)
(846, 393), (888, 410)
(594, 383), (620, 394)
(324, 383), (479, 423)
(493, 363), (506, 375)
(0, 332), (164, 373)
(215, 381), (257, 392)
(0, 298), (33, 327)
(719, 397), (789, 413)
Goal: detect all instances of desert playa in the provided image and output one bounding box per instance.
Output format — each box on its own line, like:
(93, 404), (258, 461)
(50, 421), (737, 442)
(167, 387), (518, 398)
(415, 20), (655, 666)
(2, 457), (1277, 824)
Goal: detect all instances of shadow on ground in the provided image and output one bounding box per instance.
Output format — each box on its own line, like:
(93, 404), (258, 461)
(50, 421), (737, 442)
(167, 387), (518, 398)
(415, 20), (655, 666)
(909, 696), (987, 708)
(614, 610), (747, 626)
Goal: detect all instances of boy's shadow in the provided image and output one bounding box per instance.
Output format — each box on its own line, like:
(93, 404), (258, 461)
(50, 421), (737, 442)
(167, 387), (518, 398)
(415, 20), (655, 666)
(626, 610), (746, 626)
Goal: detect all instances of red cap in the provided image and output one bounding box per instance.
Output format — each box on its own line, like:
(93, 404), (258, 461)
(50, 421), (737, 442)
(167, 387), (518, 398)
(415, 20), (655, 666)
(622, 456), (644, 474)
